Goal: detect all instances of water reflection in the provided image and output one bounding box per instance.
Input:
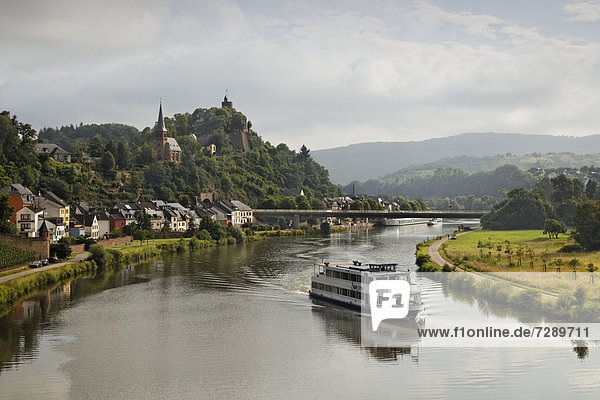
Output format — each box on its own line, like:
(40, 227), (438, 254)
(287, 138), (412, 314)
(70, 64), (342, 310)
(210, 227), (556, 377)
(2, 225), (600, 399)
(311, 301), (420, 362)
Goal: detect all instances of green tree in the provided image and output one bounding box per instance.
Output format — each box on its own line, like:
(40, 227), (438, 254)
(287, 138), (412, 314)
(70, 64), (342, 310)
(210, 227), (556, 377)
(295, 194), (311, 210)
(88, 135), (105, 157)
(280, 196), (296, 209)
(585, 179), (598, 200)
(99, 150), (116, 172)
(0, 194), (17, 235)
(573, 200), (600, 250)
(115, 140), (132, 169)
(543, 219), (566, 238)
(136, 211), (152, 231)
(481, 188), (553, 230)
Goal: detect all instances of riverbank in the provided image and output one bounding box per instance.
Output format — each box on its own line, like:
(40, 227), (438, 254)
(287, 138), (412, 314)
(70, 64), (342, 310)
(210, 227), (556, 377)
(0, 227), (336, 315)
(417, 229), (600, 322)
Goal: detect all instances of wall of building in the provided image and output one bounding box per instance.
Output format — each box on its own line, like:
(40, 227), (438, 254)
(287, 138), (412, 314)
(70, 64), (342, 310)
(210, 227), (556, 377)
(0, 234), (49, 259)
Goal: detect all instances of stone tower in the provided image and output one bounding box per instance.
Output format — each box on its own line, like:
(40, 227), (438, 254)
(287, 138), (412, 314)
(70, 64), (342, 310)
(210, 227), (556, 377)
(155, 102), (168, 161)
(222, 95), (233, 109)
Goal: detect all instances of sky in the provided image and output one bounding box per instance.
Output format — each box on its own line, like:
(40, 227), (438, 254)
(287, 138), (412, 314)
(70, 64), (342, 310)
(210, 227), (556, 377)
(1, 0), (600, 150)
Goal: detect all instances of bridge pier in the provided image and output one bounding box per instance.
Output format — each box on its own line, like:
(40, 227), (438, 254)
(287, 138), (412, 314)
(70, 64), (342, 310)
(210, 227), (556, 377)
(293, 214), (300, 229)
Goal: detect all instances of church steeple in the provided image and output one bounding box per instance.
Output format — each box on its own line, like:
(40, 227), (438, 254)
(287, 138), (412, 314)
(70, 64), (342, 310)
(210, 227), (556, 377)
(156, 101), (167, 132)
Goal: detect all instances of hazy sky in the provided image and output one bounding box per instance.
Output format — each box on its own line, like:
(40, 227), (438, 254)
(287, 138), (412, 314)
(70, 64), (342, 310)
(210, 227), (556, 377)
(1, 0), (599, 150)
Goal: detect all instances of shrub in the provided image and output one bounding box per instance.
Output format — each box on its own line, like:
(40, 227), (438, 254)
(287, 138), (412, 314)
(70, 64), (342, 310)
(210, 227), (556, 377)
(442, 264), (455, 272)
(50, 243), (72, 260)
(88, 244), (109, 269)
(188, 237), (200, 250)
(227, 225), (246, 243)
(83, 238), (98, 251)
(196, 229), (212, 241)
(59, 236), (77, 245)
(558, 243), (584, 253)
(418, 262), (441, 272)
(415, 254), (431, 267)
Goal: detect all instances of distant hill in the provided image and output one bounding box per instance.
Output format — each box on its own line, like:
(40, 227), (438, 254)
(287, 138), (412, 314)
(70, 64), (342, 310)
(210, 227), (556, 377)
(340, 165), (537, 199)
(381, 152), (600, 183)
(311, 132), (600, 184)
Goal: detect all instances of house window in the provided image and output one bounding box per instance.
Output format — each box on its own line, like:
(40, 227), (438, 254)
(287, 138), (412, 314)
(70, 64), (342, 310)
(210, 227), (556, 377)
(21, 214), (31, 220)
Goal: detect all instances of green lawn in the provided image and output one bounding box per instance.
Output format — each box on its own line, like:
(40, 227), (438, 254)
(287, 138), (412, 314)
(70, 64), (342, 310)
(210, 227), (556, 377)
(442, 229), (600, 297)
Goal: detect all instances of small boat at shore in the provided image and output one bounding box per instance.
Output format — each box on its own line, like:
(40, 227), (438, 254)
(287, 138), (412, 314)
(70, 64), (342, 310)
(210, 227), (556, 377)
(309, 261), (423, 320)
(427, 218), (440, 226)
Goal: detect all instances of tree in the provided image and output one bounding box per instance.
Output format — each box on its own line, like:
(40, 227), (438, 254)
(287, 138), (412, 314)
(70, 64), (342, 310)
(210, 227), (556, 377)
(136, 211), (152, 231)
(0, 194), (17, 235)
(99, 150), (116, 172)
(568, 258), (580, 272)
(299, 145), (310, 160)
(133, 229), (153, 244)
(481, 188), (553, 230)
(320, 221), (331, 235)
(115, 140), (132, 169)
(50, 243), (72, 259)
(295, 195), (311, 210)
(573, 200), (600, 250)
(585, 179), (598, 200)
(280, 196), (296, 209)
(88, 135), (105, 157)
(543, 219), (566, 238)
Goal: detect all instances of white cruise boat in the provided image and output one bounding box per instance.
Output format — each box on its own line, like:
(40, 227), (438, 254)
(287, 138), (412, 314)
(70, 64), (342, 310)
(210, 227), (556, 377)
(380, 218), (429, 226)
(309, 261), (423, 320)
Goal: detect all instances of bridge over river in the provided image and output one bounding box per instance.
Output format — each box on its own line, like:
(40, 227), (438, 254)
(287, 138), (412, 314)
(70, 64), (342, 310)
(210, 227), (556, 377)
(253, 209), (485, 227)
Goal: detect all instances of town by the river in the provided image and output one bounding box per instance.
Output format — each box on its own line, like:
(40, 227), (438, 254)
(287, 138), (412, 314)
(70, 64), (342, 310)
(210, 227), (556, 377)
(1, 222), (599, 399)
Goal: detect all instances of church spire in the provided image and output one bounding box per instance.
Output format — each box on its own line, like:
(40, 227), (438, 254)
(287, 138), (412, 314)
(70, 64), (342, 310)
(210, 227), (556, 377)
(156, 101), (166, 132)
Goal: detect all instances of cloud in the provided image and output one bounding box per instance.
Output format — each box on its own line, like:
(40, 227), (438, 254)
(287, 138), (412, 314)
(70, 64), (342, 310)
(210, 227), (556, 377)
(565, 1), (600, 22)
(1, 1), (600, 150)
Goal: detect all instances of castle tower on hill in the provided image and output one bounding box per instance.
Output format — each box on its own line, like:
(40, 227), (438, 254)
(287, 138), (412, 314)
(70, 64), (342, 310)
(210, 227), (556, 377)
(222, 95), (233, 109)
(154, 102), (182, 163)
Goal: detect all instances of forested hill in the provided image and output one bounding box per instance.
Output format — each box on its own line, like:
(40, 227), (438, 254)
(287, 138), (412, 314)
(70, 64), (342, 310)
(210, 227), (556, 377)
(312, 132), (600, 184)
(1, 108), (339, 208)
(381, 152), (600, 183)
(341, 165), (537, 199)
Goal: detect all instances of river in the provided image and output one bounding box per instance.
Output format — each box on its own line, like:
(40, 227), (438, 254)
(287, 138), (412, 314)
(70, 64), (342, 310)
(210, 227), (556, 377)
(1, 223), (599, 399)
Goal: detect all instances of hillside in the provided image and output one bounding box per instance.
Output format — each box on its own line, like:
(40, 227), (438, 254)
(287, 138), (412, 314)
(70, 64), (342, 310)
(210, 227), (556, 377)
(381, 152), (600, 183)
(312, 132), (600, 184)
(1, 108), (339, 209)
(341, 165), (537, 199)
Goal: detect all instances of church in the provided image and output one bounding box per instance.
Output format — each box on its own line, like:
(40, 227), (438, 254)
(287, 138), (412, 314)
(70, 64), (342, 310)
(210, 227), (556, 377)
(154, 102), (182, 163)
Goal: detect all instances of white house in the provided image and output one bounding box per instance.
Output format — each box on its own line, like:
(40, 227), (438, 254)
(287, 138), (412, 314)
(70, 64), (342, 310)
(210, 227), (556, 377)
(15, 206), (44, 237)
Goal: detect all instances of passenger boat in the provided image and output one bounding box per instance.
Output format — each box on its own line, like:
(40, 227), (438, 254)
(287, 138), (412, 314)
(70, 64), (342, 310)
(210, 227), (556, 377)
(309, 261), (423, 320)
(427, 218), (440, 226)
(380, 218), (429, 226)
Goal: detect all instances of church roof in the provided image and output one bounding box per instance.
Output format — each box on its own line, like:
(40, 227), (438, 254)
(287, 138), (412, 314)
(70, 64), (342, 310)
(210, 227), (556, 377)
(165, 137), (182, 152)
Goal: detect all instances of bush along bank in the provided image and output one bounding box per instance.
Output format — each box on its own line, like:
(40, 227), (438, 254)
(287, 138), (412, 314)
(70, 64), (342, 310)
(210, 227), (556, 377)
(1, 224), (336, 315)
(0, 238), (197, 315)
(0, 260), (100, 316)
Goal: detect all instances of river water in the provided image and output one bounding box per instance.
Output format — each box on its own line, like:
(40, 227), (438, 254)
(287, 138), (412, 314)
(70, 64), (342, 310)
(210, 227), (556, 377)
(1, 223), (600, 399)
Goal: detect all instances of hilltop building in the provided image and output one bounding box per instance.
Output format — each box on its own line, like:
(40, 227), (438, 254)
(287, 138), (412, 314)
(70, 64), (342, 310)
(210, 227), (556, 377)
(222, 95), (233, 109)
(154, 102), (182, 163)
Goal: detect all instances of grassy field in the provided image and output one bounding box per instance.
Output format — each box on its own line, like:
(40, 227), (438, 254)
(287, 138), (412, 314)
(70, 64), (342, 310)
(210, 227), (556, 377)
(441, 230), (599, 272)
(441, 229), (600, 297)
